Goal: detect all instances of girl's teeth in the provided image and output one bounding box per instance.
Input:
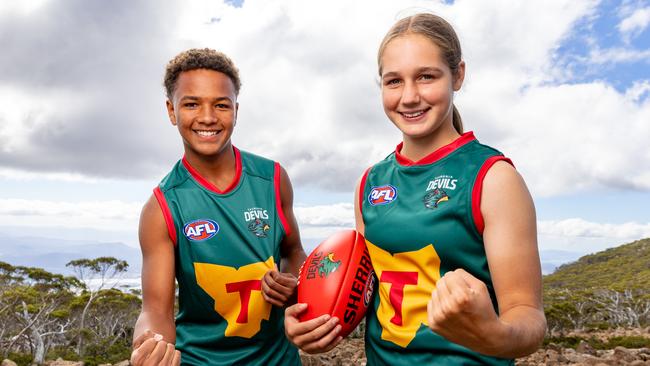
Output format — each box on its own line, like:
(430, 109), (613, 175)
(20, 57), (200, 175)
(403, 111), (424, 118)
(197, 131), (218, 136)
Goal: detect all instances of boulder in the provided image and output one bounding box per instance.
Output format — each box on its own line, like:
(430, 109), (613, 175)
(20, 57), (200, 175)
(613, 346), (636, 363)
(45, 359), (84, 366)
(577, 340), (597, 355)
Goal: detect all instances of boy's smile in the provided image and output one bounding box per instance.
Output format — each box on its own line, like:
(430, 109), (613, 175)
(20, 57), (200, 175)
(166, 68), (238, 162)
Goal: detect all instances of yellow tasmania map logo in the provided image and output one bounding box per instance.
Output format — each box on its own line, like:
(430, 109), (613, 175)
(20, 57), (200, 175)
(366, 241), (441, 347)
(194, 257), (274, 338)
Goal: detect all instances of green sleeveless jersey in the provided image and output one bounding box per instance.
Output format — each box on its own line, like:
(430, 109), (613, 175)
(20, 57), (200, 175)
(153, 147), (300, 366)
(360, 132), (514, 366)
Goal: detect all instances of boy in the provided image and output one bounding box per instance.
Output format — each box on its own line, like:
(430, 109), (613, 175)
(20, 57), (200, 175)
(131, 48), (305, 365)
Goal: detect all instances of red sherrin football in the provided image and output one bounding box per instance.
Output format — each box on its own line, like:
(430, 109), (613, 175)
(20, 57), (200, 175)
(297, 230), (375, 338)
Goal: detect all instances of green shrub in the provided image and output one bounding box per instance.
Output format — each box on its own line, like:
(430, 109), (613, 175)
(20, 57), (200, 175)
(46, 346), (81, 361)
(82, 338), (132, 366)
(543, 335), (584, 348)
(6, 352), (32, 366)
(601, 336), (650, 349)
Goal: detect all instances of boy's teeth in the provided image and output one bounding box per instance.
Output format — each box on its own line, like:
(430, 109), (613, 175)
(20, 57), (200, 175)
(197, 130), (218, 136)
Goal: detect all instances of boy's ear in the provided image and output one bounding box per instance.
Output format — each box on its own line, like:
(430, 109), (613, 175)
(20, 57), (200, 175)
(166, 99), (177, 126)
(234, 102), (239, 126)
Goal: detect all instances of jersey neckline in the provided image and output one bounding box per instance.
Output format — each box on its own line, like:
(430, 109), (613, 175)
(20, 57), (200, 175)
(182, 146), (242, 194)
(394, 131), (476, 167)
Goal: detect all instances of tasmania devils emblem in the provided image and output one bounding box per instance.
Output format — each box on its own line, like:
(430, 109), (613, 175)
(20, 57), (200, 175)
(318, 253), (341, 278)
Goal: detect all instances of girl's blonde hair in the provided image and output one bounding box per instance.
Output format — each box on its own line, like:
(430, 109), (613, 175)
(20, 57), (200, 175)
(378, 13), (464, 134)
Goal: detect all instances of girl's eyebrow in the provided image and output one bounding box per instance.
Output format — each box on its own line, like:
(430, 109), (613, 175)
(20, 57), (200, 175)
(382, 66), (444, 79)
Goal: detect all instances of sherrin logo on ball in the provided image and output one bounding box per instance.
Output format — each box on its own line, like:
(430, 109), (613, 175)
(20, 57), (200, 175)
(368, 185), (397, 206)
(297, 230), (376, 338)
(183, 219), (219, 241)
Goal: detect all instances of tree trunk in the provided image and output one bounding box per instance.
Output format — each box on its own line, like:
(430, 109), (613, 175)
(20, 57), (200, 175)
(32, 327), (45, 365)
(76, 292), (96, 356)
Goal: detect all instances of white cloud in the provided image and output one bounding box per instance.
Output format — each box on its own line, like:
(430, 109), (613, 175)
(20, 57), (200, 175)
(539, 217), (650, 239)
(1, 0), (649, 199)
(0, 0), (51, 16)
(0, 86), (86, 154)
(586, 46), (650, 64)
(618, 6), (650, 41)
(0, 199), (141, 232)
(538, 217), (650, 255)
(294, 203), (354, 227)
(625, 80), (650, 101)
(0, 168), (99, 183)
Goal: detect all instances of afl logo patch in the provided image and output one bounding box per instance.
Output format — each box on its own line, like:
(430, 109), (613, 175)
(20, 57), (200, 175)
(184, 219), (219, 241)
(368, 185), (397, 206)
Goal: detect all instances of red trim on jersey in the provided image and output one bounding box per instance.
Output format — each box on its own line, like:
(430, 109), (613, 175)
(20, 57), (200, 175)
(153, 186), (177, 246)
(182, 146), (242, 194)
(358, 167), (371, 215)
(471, 156), (514, 235)
(395, 131), (476, 166)
(274, 162), (292, 237)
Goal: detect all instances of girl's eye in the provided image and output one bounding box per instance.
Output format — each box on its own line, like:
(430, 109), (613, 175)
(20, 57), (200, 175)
(385, 79), (401, 86)
(419, 74), (435, 81)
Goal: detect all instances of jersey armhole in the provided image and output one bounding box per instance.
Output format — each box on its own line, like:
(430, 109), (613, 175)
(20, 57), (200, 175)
(153, 186), (178, 246)
(471, 156), (514, 236)
(274, 162), (292, 237)
(358, 167), (371, 217)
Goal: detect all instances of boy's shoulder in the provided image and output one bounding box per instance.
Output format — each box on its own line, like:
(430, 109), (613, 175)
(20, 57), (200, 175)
(157, 159), (189, 192)
(237, 147), (276, 179)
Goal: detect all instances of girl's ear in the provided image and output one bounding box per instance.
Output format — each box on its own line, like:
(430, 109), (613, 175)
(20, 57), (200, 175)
(453, 61), (466, 91)
(166, 99), (177, 126)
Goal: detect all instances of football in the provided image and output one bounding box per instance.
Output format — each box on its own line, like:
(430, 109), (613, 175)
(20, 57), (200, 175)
(297, 230), (375, 338)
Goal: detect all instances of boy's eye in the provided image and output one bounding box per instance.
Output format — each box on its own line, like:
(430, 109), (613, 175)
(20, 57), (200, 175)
(216, 103), (230, 109)
(184, 102), (198, 108)
(385, 79), (401, 86)
(419, 74), (435, 81)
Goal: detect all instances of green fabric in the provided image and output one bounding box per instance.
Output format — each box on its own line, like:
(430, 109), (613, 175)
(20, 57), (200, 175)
(361, 136), (514, 366)
(158, 150), (299, 365)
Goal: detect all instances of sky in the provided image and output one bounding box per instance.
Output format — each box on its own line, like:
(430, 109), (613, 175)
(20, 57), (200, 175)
(1, 0), (649, 270)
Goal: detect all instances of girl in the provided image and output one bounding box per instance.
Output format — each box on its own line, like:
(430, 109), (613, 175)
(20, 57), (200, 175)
(285, 13), (546, 365)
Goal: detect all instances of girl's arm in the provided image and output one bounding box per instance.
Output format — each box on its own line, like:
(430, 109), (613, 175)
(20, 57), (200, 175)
(427, 161), (546, 358)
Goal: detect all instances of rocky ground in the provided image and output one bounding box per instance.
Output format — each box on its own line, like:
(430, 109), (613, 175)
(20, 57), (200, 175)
(299, 328), (650, 366)
(3, 329), (649, 365)
(298, 339), (650, 366)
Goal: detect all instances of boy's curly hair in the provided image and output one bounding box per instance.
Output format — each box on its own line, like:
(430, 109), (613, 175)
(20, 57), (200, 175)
(164, 48), (241, 99)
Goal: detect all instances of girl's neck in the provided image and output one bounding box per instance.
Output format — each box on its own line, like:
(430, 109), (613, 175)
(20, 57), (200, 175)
(400, 124), (460, 162)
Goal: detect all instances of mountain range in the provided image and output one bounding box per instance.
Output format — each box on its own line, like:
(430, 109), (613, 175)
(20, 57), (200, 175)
(0, 231), (588, 277)
(0, 232), (142, 276)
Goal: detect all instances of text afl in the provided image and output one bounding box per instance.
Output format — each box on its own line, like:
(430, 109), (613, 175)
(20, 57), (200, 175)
(368, 185), (398, 206)
(184, 219), (220, 241)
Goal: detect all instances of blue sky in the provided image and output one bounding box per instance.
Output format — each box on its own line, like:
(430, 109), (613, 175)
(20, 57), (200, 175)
(553, 0), (650, 93)
(1, 0), (649, 273)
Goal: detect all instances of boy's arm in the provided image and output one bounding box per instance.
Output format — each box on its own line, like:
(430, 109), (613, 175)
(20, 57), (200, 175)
(278, 166), (307, 275)
(131, 194), (180, 365)
(261, 165), (307, 307)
